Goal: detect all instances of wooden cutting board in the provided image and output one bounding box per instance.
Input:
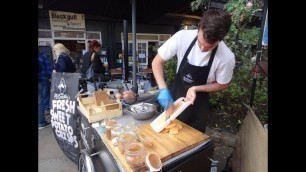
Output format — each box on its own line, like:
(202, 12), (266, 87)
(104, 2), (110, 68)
(139, 119), (210, 162)
(99, 120), (210, 172)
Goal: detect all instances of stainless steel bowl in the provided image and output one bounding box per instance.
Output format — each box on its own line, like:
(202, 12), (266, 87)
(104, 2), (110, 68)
(127, 102), (156, 120)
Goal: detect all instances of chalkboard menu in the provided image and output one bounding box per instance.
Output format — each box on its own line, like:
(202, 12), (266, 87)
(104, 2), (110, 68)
(50, 72), (80, 164)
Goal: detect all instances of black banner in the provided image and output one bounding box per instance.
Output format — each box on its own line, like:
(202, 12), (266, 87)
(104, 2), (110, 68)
(50, 72), (80, 164)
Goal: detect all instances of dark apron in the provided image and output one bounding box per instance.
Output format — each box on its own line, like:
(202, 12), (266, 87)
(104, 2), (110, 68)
(171, 36), (218, 133)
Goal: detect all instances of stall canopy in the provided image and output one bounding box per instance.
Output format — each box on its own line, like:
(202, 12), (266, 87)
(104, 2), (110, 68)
(42, 0), (198, 24)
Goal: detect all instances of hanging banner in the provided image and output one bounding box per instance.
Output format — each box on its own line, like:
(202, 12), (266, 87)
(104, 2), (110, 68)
(50, 72), (80, 164)
(49, 10), (86, 31)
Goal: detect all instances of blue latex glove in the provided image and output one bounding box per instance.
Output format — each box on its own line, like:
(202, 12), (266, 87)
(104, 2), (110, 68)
(157, 89), (174, 110)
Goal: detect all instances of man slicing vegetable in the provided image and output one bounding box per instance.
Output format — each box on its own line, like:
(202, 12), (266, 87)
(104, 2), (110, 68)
(152, 9), (235, 133)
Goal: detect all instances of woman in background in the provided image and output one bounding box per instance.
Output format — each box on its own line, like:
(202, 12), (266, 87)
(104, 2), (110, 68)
(53, 43), (76, 73)
(81, 40), (105, 79)
(80, 40), (105, 92)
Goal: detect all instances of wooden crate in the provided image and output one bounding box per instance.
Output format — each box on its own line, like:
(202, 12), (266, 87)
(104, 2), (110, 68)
(78, 89), (122, 123)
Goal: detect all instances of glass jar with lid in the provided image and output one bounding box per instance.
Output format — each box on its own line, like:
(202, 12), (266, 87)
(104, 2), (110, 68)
(105, 119), (117, 140)
(124, 122), (139, 138)
(124, 142), (147, 171)
(118, 132), (137, 154)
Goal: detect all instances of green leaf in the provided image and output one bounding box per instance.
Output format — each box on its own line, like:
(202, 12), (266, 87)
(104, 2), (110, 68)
(238, 120), (241, 124)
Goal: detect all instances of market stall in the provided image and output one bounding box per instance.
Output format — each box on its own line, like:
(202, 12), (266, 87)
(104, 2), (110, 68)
(76, 97), (214, 172)
(50, 72), (214, 172)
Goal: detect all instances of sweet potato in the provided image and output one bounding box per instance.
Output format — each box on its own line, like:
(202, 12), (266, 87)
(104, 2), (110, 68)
(162, 121), (183, 135)
(169, 127), (179, 135)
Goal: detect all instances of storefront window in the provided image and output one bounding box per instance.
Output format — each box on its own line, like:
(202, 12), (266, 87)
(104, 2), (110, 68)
(54, 31), (85, 38)
(38, 30), (52, 38)
(128, 33), (170, 42)
(159, 35), (170, 41)
(137, 42), (148, 65)
(137, 35), (158, 40)
(38, 40), (52, 46)
(86, 33), (100, 39)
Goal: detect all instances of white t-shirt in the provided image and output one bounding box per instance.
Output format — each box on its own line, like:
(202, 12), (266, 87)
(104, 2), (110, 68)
(158, 30), (235, 84)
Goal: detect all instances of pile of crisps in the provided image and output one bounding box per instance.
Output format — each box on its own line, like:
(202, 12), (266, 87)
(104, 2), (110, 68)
(160, 121), (183, 135)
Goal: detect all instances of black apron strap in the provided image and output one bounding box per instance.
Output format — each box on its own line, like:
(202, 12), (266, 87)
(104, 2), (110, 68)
(202, 45), (218, 84)
(178, 36), (197, 72)
(207, 45), (218, 68)
(172, 36), (197, 96)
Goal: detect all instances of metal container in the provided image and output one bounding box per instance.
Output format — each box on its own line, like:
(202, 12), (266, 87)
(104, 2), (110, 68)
(127, 102), (156, 120)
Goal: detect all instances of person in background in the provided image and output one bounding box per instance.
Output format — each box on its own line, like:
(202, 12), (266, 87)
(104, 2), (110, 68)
(81, 40), (105, 80)
(53, 43), (76, 73)
(38, 53), (53, 129)
(87, 40), (92, 50)
(152, 9), (235, 133)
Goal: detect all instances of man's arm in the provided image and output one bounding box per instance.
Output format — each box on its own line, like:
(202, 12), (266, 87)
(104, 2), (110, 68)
(186, 82), (229, 104)
(152, 54), (168, 89)
(152, 54), (174, 110)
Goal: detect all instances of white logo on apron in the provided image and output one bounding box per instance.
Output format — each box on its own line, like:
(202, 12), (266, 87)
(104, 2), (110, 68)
(183, 73), (194, 84)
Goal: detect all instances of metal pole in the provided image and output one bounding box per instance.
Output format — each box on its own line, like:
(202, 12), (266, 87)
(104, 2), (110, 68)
(249, 0), (268, 107)
(123, 20), (129, 82)
(131, 0), (138, 94)
(207, 0), (211, 9)
(249, 51), (261, 107)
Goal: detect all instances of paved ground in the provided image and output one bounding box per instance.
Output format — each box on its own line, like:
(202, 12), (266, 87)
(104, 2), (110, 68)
(206, 128), (235, 172)
(39, 127), (78, 172)
(213, 142), (233, 172)
(39, 126), (234, 172)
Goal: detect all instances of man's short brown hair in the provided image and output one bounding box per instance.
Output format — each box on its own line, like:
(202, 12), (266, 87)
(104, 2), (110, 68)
(198, 9), (232, 44)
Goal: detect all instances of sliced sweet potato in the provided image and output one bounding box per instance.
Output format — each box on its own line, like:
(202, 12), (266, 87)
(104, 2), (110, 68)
(161, 128), (170, 133)
(169, 127), (179, 135)
(165, 122), (176, 129)
(162, 121), (183, 135)
(175, 123), (182, 130)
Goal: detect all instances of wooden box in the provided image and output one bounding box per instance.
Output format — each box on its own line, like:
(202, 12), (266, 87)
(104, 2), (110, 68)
(78, 89), (122, 123)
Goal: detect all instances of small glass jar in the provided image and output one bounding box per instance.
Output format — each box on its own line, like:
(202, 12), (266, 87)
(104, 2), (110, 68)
(111, 125), (124, 140)
(105, 119), (117, 140)
(124, 122), (139, 138)
(124, 142), (147, 171)
(118, 132), (136, 154)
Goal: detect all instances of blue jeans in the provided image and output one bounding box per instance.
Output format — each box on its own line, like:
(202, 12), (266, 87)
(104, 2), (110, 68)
(38, 81), (50, 126)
